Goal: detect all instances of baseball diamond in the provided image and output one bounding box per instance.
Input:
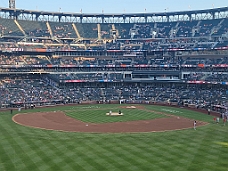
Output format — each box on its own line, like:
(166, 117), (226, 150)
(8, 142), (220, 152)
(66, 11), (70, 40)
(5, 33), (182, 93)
(12, 105), (208, 133)
(0, 101), (227, 171)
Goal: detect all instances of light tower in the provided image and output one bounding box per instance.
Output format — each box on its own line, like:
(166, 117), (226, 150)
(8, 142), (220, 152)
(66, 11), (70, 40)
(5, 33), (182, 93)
(9, 0), (15, 9)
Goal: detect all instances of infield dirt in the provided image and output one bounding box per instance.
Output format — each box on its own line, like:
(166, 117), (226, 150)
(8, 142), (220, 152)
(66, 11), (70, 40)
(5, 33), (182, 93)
(13, 110), (207, 133)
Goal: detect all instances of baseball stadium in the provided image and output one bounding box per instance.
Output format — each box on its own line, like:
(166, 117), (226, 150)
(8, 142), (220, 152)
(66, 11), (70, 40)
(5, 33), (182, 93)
(0, 0), (228, 170)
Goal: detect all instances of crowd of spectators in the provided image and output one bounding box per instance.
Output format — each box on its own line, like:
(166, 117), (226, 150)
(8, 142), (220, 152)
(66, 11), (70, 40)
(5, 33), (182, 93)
(0, 78), (64, 107)
(0, 54), (227, 67)
(0, 79), (227, 113)
(1, 54), (228, 75)
(50, 73), (123, 82)
(0, 18), (228, 52)
(0, 55), (49, 65)
(205, 73), (228, 82)
(186, 72), (228, 82)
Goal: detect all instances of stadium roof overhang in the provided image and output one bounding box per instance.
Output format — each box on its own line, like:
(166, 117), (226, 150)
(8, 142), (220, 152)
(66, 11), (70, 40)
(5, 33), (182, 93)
(1, 6), (227, 17)
(0, 6), (228, 23)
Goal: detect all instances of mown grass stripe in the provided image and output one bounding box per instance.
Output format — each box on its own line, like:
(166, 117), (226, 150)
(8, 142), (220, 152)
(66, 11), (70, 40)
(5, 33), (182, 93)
(0, 104), (228, 171)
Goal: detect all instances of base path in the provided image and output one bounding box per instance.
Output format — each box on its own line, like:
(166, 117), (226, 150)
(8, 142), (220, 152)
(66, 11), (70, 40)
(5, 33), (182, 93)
(13, 111), (207, 133)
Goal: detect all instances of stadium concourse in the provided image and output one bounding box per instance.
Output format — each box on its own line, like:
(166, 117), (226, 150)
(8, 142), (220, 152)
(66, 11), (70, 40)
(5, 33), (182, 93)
(0, 6), (228, 116)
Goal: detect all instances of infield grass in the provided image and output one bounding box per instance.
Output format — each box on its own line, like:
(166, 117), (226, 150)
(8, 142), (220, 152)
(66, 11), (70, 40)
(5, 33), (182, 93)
(0, 104), (227, 171)
(65, 105), (166, 123)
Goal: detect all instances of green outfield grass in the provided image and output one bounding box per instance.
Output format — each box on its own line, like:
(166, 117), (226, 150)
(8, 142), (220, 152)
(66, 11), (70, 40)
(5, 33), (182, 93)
(0, 104), (228, 171)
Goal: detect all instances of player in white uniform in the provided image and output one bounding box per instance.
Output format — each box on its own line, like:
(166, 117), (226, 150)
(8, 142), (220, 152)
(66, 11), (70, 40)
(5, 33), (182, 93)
(194, 120), (197, 130)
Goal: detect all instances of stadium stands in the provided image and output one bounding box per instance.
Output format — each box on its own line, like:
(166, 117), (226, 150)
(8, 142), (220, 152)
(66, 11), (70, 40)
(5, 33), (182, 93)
(0, 7), (228, 113)
(49, 22), (77, 39)
(17, 20), (50, 38)
(0, 18), (24, 37)
(76, 23), (98, 39)
(0, 18), (228, 51)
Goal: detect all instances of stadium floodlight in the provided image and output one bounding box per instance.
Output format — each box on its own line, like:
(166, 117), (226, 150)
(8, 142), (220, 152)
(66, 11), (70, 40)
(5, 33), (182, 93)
(9, 0), (15, 9)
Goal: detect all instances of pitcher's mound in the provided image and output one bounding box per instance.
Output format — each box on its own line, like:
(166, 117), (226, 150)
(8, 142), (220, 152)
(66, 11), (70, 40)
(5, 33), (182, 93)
(106, 112), (123, 116)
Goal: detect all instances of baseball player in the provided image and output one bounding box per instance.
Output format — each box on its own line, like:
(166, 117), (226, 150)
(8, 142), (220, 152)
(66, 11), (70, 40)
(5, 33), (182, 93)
(194, 120), (197, 130)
